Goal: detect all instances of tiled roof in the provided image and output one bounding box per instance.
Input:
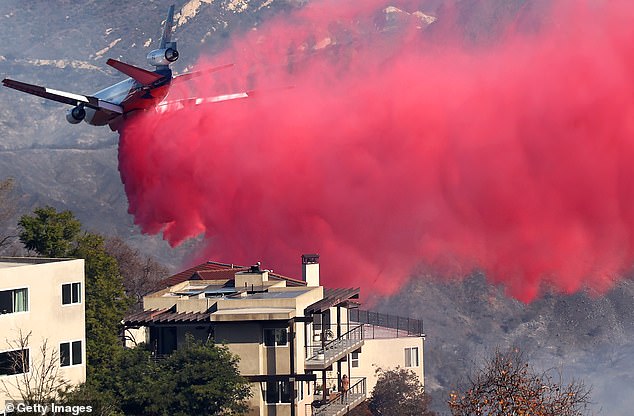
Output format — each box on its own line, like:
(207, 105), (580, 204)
(158, 261), (248, 289)
(158, 260), (307, 289)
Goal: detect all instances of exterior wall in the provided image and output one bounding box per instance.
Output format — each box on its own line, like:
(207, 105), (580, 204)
(0, 259), (86, 403)
(349, 335), (425, 393)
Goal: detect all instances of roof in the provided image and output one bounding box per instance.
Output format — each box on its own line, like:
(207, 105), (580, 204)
(158, 261), (248, 289)
(305, 287), (360, 314)
(0, 257), (76, 268)
(157, 260), (307, 290)
(125, 307), (211, 325)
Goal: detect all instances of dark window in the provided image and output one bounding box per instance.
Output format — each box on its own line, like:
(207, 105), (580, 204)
(266, 381), (279, 404)
(0, 288), (28, 314)
(60, 343), (70, 367)
(280, 380), (292, 403)
(266, 381), (292, 404)
(72, 283), (80, 303)
(72, 341), (82, 365)
(62, 284), (71, 305)
(62, 283), (81, 305)
(264, 329), (287, 347)
(60, 341), (82, 367)
(0, 349), (29, 376)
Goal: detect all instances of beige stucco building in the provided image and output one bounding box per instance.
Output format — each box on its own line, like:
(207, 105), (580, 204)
(124, 255), (425, 416)
(0, 257), (86, 405)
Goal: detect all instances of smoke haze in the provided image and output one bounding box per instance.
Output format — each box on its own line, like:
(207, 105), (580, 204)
(119, 0), (634, 302)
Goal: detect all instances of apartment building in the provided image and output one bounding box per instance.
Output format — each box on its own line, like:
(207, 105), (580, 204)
(0, 257), (86, 405)
(124, 255), (425, 416)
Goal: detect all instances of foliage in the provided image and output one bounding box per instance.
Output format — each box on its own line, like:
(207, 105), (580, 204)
(18, 206), (81, 257)
(0, 177), (18, 251)
(155, 337), (252, 415)
(66, 340), (252, 416)
(367, 367), (436, 416)
(448, 348), (592, 416)
(104, 236), (168, 309)
(74, 232), (131, 384)
(17, 207), (131, 383)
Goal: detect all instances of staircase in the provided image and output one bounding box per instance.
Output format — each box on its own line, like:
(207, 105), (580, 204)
(311, 378), (366, 416)
(305, 325), (364, 371)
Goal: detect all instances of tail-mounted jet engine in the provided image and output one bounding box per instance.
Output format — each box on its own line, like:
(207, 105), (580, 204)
(65, 105), (86, 124)
(147, 42), (179, 67)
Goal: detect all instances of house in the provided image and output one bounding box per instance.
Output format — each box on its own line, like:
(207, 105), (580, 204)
(0, 257), (86, 405)
(123, 255), (425, 416)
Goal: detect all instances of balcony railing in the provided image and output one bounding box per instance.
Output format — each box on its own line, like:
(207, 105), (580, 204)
(350, 308), (424, 337)
(305, 324), (364, 370)
(307, 377), (366, 416)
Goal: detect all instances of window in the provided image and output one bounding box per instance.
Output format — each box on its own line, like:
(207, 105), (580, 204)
(0, 349), (29, 376)
(62, 283), (81, 305)
(351, 351), (359, 368)
(405, 347), (419, 367)
(0, 288), (28, 314)
(266, 380), (292, 404)
(264, 328), (288, 347)
(60, 341), (82, 367)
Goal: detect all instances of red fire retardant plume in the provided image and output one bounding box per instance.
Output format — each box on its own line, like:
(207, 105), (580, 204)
(119, 0), (634, 302)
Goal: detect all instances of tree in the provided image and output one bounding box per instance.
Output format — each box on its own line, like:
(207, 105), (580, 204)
(74, 233), (131, 384)
(17, 207), (131, 384)
(18, 206), (81, 257)
(448, 348), (592, 416)
(69, 339), (252, 416)
(104, 236), (168, 309)
(367, 367), (436, 416)
(156, 337), (252, 416)
(0, 177), (18, 251)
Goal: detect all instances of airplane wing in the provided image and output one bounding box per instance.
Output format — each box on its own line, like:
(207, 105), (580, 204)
(155, 92), (251, 114)
(2, 79), (123, 114)
(106, 59), (165, 86)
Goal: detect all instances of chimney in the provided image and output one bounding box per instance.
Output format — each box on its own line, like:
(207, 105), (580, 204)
(302, 254), (320, 287)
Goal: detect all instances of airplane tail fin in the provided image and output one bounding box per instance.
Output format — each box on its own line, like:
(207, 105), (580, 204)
(159, 5), (176, 49)
(107, 59), (165, 86)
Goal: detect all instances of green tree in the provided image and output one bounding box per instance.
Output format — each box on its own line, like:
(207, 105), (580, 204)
(69, 340), (252, 416)
(367, 367), (436, 416)
(156, 337), (252, 416)
(18, 206), (81, 257)
(448, 348), (592, 416)
(17, 207), (130, 383)
(74, 233), (131, 383)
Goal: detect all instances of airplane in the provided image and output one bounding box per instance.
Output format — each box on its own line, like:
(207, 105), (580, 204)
(2, 5), (248, 131)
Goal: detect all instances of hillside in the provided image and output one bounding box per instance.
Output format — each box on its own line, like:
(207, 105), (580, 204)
(1, 1), (630, 415)
(375, 274), (634, 414)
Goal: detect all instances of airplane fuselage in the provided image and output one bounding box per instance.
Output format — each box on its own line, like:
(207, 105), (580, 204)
(86, 75), (171, 126)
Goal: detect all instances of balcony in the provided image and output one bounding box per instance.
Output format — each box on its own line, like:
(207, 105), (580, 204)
(350, 308), (425, 338)
(305, 325), (364, 371)
(307, 377), (366, 416)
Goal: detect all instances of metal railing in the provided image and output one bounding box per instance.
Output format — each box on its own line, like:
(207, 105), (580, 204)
(350, 309), (424, 337)
(305, 324), (364, 365)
